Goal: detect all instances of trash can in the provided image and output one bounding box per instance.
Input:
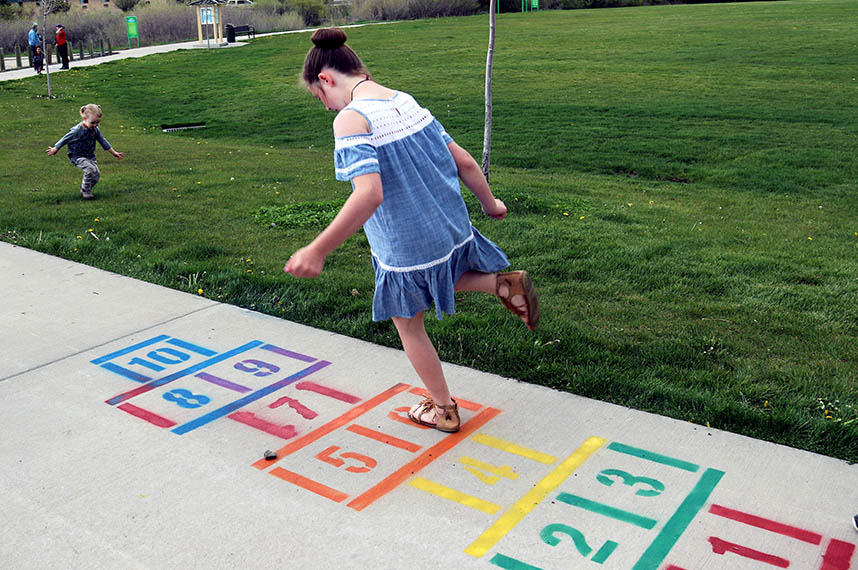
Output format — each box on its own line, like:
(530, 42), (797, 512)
(226, 23), (235, 44)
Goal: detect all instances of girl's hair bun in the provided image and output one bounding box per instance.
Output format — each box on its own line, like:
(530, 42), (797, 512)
(311, 28), (347, 50)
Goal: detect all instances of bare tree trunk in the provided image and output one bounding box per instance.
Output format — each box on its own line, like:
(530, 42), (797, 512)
(42, 12), (52, 97)
(481, 0), (496, 183)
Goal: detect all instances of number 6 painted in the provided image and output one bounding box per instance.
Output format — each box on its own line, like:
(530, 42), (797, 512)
(540, 524), (619, 564)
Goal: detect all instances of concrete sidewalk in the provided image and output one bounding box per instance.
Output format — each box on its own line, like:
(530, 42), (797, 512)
(1, 240), (856, 570)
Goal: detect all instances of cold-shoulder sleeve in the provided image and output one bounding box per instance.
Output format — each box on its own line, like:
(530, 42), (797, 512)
(334, 134), (380, 181)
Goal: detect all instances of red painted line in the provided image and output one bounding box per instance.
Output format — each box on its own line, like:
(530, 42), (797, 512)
(820, 539), (856, 570)
(268, 395), (318, 419)
(251, 383), (410, 470)
(663, 566), (687, 570)
(709, 504), (822, 545)
(346, 424), (422, 453)
(295, 381), (361, 404)
(388, 406), (431, 430)
(228, 411), (297, 440)
(708, 536), (790, 568)
(346, 406), (502, 511)
(117, 403), (176, 428)
(408, 387), (482, 411)
(268, 467), (349, 503)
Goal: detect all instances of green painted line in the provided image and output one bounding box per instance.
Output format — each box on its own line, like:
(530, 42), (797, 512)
(631, 468), (725, 570)
(607, 442), (700, 472)
(592, 541), (619, 564)
(556, 493), (658, 529)
(490, 553), (543, 570)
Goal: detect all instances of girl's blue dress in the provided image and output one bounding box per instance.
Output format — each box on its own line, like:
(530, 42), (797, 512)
(334, 91), (510, 321)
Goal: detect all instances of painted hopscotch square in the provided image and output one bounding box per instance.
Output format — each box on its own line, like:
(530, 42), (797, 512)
(253, 383), (500, 510)
(102, 339), (332, 436)
(91, 334), (219, 384)
(464, 440), (724, 570)
(662, 501), (856, 570)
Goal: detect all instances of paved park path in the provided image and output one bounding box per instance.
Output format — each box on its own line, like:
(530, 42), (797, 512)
(1, 23), (857, 570)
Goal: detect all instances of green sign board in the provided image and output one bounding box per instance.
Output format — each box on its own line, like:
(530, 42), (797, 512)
(126, 16), (138, 39)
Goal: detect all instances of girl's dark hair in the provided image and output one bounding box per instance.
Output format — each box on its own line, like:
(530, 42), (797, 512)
(302, 28), (369, 86)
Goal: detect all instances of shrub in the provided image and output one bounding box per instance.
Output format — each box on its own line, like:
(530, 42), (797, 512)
(350, 0), (478, 21)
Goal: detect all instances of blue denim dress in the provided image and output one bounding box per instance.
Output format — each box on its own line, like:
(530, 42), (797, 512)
(334, 92), (509, 321)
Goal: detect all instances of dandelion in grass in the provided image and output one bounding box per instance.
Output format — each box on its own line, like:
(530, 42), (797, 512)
(76, 235), (82, 239)
(197, 288), (203, 295)
(94, 217), (100, 222)
(808, 237), (813, 240)
(563, 212), (569, 216)
(579, 215), (585, 220)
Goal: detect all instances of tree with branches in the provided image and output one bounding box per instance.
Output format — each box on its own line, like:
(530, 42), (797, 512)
(39, 0), (70, 98)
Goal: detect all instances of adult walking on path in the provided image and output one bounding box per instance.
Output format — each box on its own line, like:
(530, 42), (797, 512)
(28, 22), (42, 62)
(55, 24), (69, 70)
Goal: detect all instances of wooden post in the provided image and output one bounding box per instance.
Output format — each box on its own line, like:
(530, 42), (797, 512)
(89, 38), (94, 58)
(99, 38), (104, 57)
(107, 37), (112, 55)
(196, 6), (203, 45)
(46, 43), (53, 64)
(15, 45), (23, 69)
(27, 45), (32, 67)
(0, 48), (5, 72)
(69, 42), (74, 61)
(79, 41), (85, 60)
(217, 6), (224, 43)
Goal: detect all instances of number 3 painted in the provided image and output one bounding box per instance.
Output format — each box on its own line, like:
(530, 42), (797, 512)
(597, 468), (664, 497)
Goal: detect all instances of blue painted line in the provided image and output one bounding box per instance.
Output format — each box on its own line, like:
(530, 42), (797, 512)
(607, 442), (700, 472)
(166, 338), (217, 357)
(172, 360), (332, 435)
(100, 362), (152, 383)
(630, 468), (725, 570)
(91, 334), (170, 364)
(105, 341), (264, 405)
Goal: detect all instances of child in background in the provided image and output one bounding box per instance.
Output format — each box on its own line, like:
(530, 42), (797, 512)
(46, 104), (124, 200)
(32, 45), (44, 74)
(285, 28), (539, 433)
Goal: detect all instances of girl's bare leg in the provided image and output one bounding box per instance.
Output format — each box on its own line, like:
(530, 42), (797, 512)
(454, 271), (496, 294)
(392, 312), (453, 423)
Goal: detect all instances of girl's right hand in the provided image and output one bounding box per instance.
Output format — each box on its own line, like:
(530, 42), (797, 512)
(284, 245), (325, 278)
(46, 147), (57, 155)
(482, 198), (507, 220)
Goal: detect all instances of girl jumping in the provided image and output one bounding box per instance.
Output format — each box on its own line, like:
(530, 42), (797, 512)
(285, 28), (539, 433)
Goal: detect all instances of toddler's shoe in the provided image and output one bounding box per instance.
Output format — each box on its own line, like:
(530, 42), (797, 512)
(80, 190), (94, 200)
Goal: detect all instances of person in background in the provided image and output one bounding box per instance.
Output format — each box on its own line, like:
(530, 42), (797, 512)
(28, 22), (41, 62)
(55, 24), (69, 70)
(32, 45), (44, 74)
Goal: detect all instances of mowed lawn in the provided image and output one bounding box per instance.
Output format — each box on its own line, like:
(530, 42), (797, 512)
(2, 0), (857, 460)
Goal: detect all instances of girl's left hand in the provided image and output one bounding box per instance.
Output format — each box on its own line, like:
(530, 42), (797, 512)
(285, 245), (325, 278)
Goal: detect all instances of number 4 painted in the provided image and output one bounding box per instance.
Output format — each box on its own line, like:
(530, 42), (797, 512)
(460, 457), (519, 485)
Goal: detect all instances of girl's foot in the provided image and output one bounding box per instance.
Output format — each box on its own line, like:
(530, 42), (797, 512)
(497, 271), (540, 331)
(407, 397), (460, 433)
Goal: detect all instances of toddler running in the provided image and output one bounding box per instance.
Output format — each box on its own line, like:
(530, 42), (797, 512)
(285, 28), (539, 433)
(46, 104), (124, 200)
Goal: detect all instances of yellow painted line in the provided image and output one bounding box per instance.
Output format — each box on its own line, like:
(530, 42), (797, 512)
(471, 433), (558, 464)
(409, 477), (502, 515)
(464, 436), (607, 558)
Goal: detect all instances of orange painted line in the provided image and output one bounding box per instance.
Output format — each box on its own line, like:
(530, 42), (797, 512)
(408, 387), (482, 411)
(347, 424), (422, 453)
(347, 406), (502, 511)
(252, 382), (410, 470)
(269, 467), (349, 503)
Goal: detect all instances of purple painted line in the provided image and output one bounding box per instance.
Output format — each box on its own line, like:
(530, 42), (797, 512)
(100, 362), (152, 383)
(171, 360), (332, 435)
(105, 341), (263, 406)
(260, 344), (316, 363)
(91, 334), (170, 365)
(195, 371), (252, 393)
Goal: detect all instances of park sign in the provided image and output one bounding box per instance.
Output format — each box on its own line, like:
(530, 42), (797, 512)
(126, 16), (139, 48)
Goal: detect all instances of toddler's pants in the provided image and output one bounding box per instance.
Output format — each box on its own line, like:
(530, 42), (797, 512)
(74, 157), (100, 193)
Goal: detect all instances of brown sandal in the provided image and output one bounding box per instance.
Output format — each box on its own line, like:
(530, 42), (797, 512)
(407, 397), (460, 433)
(496, 271), (540, 331)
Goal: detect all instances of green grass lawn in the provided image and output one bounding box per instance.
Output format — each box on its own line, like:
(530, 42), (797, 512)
(2, 0), (857, 461)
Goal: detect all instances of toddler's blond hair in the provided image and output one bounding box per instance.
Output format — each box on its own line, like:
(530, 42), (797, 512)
(80, 104), (102, 120)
